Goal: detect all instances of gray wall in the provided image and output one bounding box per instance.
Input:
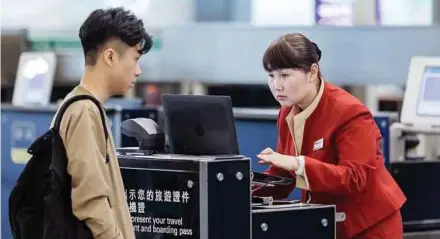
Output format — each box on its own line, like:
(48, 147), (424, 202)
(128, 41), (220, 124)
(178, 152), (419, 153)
(194, 0), (251, 22)
(159, 25), (440, 85)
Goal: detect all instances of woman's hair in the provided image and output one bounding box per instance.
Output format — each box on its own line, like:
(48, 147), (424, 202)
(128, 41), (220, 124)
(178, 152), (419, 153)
(262, 33), (321, 75)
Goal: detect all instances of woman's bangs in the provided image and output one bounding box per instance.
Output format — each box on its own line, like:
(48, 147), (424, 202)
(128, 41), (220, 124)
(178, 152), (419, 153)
(262, 39), (302, 72)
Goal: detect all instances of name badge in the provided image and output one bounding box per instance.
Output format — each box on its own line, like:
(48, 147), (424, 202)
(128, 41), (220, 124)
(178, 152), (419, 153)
(313, 138), (324, 151)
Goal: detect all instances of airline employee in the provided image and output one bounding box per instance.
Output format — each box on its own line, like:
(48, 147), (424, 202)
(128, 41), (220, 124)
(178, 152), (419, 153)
(254, 33), (406, 239)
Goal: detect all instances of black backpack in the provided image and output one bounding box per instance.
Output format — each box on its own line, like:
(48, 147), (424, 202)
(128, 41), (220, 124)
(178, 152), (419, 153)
(8, 95), (109, 239)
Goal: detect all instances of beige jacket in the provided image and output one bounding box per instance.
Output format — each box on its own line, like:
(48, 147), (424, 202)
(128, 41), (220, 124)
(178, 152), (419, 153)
(51, 86), (134, 239)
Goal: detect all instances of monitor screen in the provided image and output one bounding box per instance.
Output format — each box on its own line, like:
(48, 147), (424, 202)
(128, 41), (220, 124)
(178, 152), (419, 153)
(417, 67), (440, 117)
(162, 94), (239, 156)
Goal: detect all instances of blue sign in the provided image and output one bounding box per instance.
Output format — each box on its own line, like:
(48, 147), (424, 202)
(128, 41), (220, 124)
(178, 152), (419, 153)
(10, 120), (37, 164)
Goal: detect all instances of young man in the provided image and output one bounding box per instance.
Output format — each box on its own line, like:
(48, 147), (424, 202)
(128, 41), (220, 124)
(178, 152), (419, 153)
(52, 7), (153, 239)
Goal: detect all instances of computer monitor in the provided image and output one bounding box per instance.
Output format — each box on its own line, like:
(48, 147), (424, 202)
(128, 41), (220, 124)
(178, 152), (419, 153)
(401, 56), (440, 127)
(162, 94), (240, 155)
(416, 67), (440, 116)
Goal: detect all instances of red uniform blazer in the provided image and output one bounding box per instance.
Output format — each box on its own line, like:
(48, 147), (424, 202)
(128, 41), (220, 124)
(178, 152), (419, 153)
(256, 82), (406, 239)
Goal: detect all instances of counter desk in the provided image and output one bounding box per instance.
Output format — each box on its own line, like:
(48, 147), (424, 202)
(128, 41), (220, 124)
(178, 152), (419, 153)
(117, 150), (336, 239)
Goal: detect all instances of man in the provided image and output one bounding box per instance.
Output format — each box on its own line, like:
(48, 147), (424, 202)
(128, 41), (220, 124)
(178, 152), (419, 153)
(51, 7), (153, 239)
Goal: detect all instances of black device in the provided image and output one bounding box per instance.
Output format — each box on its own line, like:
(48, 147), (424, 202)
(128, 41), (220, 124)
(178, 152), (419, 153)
(251, 172), (294, 186)
(161, 94), (239, 156)
(120, 108), (159, 147)
(121, 118), (165, 153)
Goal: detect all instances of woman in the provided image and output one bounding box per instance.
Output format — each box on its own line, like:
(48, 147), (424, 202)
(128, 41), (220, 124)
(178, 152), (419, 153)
(254, 33), (406, 239)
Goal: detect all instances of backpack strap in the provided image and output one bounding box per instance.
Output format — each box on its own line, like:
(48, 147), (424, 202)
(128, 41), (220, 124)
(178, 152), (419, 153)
(54, 94), (110, 162)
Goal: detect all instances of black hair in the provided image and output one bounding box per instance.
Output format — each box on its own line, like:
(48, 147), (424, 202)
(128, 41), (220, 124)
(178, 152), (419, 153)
(262, 33), (321, 76)
(79, 7), (153, 65)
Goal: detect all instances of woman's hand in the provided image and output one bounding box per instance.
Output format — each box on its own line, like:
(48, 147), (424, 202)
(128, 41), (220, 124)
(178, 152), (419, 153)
(257, 147), (299, 172)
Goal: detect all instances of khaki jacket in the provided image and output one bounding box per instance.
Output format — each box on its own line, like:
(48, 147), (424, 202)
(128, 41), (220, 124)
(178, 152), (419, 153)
(51, 86), (134, 239)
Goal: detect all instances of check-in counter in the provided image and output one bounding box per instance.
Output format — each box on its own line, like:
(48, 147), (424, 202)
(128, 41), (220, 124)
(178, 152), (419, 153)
(117, 151), (336, 239)
(0, 104), (397, 238)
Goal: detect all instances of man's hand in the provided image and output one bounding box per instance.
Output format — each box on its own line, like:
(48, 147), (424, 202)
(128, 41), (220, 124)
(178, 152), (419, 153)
(257, 147), (299, 172)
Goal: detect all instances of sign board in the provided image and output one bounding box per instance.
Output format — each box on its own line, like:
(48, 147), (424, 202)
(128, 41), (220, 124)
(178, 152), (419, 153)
(10, 120), (36, 164)
(121, 168), (199, 238)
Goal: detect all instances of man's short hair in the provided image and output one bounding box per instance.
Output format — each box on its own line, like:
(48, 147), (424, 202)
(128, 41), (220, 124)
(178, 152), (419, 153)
(79, 7), (153, 65)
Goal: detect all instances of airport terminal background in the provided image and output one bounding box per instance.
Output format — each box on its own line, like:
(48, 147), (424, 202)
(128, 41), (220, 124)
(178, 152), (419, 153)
(2, 0), (440, 238)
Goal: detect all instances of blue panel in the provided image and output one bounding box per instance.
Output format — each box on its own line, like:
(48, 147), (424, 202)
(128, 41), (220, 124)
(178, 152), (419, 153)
(1, 109), (117, 239)
(373, 116), (392, 168)
(235, 119), (277, 171)
(235, 119), (301, 200)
